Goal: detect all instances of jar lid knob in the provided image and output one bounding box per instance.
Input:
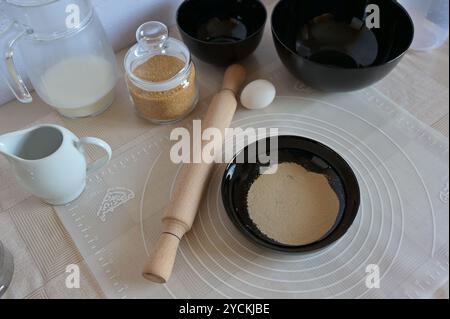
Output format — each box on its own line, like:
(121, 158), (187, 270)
(136, 21), (168, 50)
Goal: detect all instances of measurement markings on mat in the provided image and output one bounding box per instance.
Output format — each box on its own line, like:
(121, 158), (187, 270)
(96, 250), (129, 298)
(67, 200), (131, 297)
(68, 139), (164, 298)
(58, 134), (172, 298)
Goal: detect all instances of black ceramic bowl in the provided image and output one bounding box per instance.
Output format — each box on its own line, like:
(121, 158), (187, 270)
(177, 0), (267, 66)
(272, 0), (414, 92)
(221, 135), (360, 253)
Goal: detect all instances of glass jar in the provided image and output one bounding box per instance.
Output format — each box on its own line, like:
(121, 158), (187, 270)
(398, 0), (449, 51)
(0, 0), (118, 118)
(124, 21), (199, 124)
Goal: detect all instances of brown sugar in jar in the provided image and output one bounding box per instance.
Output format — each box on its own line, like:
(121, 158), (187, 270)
(124, 22), (199, 124)
(126, 55), (198, 123)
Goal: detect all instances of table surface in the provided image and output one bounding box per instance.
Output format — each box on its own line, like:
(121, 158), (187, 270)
(0, 0), (448, 299)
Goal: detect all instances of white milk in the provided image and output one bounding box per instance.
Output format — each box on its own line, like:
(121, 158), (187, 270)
(38, 55), (117, 118)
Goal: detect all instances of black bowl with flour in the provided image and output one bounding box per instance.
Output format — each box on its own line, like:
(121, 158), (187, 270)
(221, 135), (360, 253)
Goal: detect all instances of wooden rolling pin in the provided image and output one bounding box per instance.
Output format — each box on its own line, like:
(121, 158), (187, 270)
(143, 64), (247, 283)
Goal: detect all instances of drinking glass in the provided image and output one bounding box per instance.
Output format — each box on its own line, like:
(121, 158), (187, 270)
(0, 241), (14, 298)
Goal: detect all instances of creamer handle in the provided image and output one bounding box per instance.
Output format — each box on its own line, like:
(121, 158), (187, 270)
(78, 137), (112, 174)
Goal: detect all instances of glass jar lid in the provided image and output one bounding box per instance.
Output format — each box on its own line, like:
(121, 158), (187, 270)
(124, 21), (192, 91)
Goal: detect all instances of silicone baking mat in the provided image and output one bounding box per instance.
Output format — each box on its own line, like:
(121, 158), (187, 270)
(55, 86), (449, 299)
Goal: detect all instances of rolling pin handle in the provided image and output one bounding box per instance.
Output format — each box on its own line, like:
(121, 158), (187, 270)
(222, 64), (247, 94)
(143, 232), (181, 284)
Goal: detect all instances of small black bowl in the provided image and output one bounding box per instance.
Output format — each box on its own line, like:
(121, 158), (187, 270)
(271, 0), (414, 92)
(221, 135), (360, 253)
(177, 0), (267, 66)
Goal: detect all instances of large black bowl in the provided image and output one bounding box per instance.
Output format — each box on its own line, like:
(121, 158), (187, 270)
(177, 0), (267, 66)
(221, 135), (361, 253)
(272, 0), (414, 92)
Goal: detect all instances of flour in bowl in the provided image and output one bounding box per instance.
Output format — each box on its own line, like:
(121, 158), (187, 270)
(247, 162), (340, 246)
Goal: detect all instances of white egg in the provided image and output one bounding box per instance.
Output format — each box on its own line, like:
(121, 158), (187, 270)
(240, 79), (276, 110)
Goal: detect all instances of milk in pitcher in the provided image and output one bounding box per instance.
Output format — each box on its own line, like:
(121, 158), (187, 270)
(38, 55), (117, 118)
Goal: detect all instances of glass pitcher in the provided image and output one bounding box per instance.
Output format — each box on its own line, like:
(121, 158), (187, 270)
(0, 0), (118, 118)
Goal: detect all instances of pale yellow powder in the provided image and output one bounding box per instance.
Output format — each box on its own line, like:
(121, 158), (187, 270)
(247, 162), (340, 246)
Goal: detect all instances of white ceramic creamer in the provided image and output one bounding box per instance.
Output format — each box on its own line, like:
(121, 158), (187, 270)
(0, 124), (112, 205)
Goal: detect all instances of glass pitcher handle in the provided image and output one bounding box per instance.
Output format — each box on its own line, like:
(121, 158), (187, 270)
(4, 25), (33, 103)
